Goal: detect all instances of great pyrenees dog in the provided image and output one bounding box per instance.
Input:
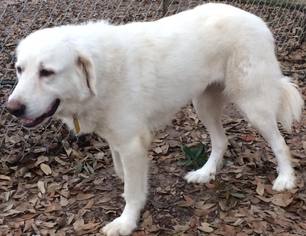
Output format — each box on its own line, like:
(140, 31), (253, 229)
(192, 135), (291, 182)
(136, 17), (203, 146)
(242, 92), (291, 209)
(7, 3), (303, 235)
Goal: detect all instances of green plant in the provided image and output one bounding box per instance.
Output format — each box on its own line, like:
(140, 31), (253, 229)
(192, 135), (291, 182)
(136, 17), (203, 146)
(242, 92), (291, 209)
(181, 143), (208, 169)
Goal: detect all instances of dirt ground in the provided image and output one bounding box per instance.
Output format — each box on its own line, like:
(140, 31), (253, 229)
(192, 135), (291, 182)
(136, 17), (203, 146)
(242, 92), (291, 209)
(0, 0), (305, 235)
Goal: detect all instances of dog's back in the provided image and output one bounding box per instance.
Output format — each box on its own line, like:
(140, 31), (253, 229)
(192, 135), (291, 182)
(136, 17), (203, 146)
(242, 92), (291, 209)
(105, 3), (281, 129)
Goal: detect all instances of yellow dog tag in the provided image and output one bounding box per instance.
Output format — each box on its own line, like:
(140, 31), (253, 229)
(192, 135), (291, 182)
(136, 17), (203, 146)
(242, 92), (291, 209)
(73, 115), (80, 134)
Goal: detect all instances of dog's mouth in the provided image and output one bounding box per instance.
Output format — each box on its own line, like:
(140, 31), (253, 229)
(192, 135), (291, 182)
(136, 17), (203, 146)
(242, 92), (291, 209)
(21, 99), (61, 128)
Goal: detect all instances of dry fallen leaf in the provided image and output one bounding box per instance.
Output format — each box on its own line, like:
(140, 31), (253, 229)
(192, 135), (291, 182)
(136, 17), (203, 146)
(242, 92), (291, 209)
(73, 218), (85, 232)
(60, 196), (69, 207)
(41, 221), (57, 228)
(73, 218), (99, 234)
(198, 222), (214, 233)
(1, 209), (22, 217)
(67, 213), (75, 225)
(40, 163), (52, 175)
(45, 203), (62, 213)
(24, 219), (35, 233)
(223, 224), (237, 236)
(83, 199), (94, 209)
(255, 177), (265, 196)
(37, 180), (46, 194)
(0, 175), (11, 181)
(35, 156), (49, 166)
(240, 134), (256, 142)
(76, 193), (95, 201)
(2, 203), (14, 212)
(272, 192), (293, 207)
(54, 156), (67, 165)
(141, 210), (153, 229)
(173, 224), (190, 233)
(153, 146), (163, 154)
(252, 220), (267, 234)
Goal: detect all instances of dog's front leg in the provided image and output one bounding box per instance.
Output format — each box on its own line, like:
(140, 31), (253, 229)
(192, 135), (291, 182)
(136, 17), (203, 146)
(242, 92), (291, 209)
(110, 145), (124, 180)
(103, 134), (150, 236)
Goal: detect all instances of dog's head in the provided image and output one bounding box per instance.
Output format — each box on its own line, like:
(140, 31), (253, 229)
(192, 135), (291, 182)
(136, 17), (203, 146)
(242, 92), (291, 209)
(6, 27), (96, 128)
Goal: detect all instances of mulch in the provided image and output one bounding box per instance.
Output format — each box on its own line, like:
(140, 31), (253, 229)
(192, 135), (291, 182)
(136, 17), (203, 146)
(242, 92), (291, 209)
(0, 0), (305, 235)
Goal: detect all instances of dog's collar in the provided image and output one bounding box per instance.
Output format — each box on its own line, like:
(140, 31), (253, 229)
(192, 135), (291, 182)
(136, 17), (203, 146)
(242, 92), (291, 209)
(73, 114), (81, 134)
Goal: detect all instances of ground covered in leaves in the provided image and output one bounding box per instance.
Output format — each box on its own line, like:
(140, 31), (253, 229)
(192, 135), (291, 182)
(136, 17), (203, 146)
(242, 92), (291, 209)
(0, 0), (305, 235)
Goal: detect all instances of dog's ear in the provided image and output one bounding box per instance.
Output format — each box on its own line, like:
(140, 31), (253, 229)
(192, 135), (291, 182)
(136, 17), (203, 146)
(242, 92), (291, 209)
(76, 54), (97, 96)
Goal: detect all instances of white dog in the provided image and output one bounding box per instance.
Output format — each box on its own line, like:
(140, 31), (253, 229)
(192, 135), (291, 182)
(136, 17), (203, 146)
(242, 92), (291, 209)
(7, 3), (303, 235)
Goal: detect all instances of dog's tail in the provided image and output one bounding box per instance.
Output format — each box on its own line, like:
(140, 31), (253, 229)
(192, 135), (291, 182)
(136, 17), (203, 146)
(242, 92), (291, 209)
(277, 76), (304, 132)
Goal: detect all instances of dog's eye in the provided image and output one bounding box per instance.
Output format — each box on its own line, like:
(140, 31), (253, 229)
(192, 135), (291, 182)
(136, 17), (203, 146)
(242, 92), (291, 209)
(16, 66), (22, 74)
(39, 69), (55, 77)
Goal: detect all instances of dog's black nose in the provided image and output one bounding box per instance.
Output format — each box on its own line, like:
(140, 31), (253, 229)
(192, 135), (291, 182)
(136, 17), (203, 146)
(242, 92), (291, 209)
(6, 99), (26, 117)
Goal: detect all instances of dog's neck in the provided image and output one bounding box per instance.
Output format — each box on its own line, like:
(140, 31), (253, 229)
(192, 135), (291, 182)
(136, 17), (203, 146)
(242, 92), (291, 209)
(55, 23), (126, 136)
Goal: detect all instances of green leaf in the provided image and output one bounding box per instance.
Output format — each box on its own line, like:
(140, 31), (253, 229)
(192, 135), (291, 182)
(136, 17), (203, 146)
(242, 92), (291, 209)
(182, 144), (195, 160)
(193, 144), (205, 158)
(181, 143), (208, 169)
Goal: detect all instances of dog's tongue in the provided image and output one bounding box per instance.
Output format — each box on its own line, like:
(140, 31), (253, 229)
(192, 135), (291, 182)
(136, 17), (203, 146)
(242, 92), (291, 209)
(22, 118), (35, 124)
(21, 116), (46, 128)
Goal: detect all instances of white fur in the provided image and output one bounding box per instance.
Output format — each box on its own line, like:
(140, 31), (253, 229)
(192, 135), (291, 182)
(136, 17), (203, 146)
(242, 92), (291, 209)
(8, 3), (304, 235)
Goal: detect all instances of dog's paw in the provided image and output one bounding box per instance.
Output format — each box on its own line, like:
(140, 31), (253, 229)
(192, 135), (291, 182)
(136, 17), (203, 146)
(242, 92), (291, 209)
(272, 174), (296, 191)
(184, 167), (216, 183)
(102, 216), (136, 236)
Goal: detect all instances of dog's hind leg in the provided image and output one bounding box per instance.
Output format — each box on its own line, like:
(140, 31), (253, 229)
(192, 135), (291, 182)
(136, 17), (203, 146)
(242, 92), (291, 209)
(110, 145), (124, 180)
(185, 84), (228, 183)
(103, 130), (151, 236)
(222, 44), (301, 191)
(236, 95), (296, 191)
